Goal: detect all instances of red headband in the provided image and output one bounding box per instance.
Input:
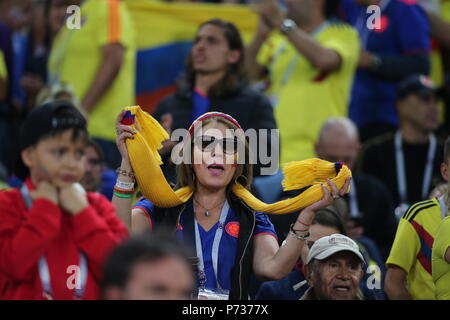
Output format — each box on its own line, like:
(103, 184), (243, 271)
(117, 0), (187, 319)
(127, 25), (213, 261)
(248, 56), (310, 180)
(188, 112), (243, 134)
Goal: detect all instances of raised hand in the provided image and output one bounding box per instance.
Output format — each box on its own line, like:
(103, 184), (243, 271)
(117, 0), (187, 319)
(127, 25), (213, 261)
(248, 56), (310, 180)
(259, 0), (285, 30)
(115, 110), (137, 164)
(257, 15), (274, 40)
(292, 177), (351, 239)
(29, 181), (59, 205)
(304, 177), (352, 213)
(59, 183), (88, 215)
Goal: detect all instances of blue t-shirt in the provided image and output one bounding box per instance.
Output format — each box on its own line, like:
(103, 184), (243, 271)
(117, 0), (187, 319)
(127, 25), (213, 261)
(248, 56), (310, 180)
(133, 197), (277, 291)
(340, 0), (431, 128)
(192, 88), (210, 122)
(100, 169), (118, 200)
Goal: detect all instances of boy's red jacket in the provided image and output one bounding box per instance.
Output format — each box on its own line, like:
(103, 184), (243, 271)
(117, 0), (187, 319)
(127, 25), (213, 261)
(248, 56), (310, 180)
(0, 179), (129, 300)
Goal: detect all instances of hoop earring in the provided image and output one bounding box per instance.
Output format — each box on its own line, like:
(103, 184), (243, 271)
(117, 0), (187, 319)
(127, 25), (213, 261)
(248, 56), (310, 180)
(234, 175), (247, 186)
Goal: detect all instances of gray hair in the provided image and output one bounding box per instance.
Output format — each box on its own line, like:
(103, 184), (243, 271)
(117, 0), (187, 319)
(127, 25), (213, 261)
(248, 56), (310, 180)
(308, 259), (322, 275)
(318, 117), (359, 144)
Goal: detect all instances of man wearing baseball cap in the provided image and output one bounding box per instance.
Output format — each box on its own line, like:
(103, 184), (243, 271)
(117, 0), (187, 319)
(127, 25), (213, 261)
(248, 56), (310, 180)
(301, 234), (365, 300)
(357, 74), (444, 219)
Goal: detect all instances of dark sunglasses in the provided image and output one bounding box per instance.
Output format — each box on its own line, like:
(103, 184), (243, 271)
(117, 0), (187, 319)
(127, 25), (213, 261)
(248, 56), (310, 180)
(194, 135), (241, 155)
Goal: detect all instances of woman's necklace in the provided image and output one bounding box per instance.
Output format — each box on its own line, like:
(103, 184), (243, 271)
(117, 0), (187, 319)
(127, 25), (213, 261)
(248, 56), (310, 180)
(194, 197), (226, 217)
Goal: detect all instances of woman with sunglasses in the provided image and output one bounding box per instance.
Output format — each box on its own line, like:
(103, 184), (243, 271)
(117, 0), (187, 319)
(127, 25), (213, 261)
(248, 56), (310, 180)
(113, 111), (350, 300)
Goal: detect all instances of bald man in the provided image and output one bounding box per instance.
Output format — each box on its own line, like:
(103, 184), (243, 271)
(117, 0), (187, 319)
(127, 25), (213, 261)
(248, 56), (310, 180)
(315, 117), (397, 261)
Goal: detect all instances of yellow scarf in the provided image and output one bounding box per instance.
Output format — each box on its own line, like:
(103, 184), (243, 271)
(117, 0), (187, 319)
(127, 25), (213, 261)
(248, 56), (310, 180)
(124, 106), (351, 214)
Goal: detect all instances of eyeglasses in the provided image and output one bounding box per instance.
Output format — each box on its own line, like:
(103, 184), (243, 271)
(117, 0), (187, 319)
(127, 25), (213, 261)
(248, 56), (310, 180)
(194, 135), (241, 155)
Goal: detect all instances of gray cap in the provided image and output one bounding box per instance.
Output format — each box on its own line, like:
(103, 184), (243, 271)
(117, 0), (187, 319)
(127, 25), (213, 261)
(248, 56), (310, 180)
(306, 234), (365, 265)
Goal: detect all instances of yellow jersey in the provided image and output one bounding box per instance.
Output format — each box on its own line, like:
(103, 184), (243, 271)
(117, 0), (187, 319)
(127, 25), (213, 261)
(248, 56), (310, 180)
(432, 215), (450, 300)
(0, 50), (7, 80)
(386, 198), (443, 300)
(258, 21), (359, 164)
(48, 0), (136, 141)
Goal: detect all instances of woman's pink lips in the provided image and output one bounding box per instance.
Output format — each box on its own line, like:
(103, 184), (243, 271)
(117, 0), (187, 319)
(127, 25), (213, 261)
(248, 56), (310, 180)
(208, 168), (224, 176)
(207, 163), (225, 176)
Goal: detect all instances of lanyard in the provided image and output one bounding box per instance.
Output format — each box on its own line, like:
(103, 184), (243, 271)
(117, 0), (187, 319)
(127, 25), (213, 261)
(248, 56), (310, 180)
(394, 130), (436, 206)
(194, 200), (230, 290)
(439, 196), (447, 219)
(20, 184), (88, 300)
(349, 179), (360, 218)
(355, 0), (391, 50)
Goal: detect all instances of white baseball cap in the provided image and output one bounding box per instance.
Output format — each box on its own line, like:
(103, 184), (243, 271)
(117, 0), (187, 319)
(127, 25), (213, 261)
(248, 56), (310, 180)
(306, 234), (365, 265)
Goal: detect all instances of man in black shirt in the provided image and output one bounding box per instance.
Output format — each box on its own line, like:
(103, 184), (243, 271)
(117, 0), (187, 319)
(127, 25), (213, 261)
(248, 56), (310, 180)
(356, 75), (444, 220)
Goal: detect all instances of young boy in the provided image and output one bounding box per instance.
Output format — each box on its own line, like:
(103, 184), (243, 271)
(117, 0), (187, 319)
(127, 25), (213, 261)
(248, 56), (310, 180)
(0, 101), (128, 300)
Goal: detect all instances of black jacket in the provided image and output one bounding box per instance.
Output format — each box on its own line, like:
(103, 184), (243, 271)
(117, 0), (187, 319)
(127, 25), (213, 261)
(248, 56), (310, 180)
(153, 84), (277, 180)
(356, 132), (444, 207)
(151, 195), (257, 300)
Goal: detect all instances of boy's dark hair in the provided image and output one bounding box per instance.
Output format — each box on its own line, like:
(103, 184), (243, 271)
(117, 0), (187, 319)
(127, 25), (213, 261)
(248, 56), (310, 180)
(184, 18), (246, 98)
(101, 230), (196, 296)
(312, 205), (347, 236)
(14, 101), (87, 180)
(444, 136), (450, 164)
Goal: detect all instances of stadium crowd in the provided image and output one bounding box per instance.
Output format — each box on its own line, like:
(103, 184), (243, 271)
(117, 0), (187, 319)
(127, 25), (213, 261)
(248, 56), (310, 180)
(1, 0), (450, 300)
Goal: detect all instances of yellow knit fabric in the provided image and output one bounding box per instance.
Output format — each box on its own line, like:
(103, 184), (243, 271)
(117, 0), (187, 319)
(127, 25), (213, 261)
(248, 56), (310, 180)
(124, 106), (352, 214)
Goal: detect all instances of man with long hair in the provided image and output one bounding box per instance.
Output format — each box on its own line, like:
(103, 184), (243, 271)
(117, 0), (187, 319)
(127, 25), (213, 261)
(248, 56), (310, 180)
(152, 19), (277, 183)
